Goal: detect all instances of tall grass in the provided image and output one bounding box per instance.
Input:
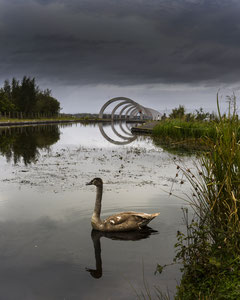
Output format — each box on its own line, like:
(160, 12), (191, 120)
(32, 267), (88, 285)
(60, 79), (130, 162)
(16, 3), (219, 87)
(131, 96), (240, 299)
(183, 95), (240, 239)
(153, 119), (217, 140)
(174, 95), (240, 299)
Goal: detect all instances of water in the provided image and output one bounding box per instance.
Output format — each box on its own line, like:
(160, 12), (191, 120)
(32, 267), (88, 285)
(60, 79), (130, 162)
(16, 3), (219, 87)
(0, 122), (192, 300)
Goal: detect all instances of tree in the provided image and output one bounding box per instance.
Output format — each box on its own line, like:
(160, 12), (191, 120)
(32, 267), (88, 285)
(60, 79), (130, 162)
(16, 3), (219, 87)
(0, 76), (60, 115)
(169, 105), (185, 119)
(0, 92), (15, 112)
(35, 89), (60, 115)
(16, 76), (38, 113)
(185, 113), (195, 122)
(11, 78), (20, 108)
(195, 107), (209, 121)
(161, 113), (167, 120)
(3, 80), (11, 99)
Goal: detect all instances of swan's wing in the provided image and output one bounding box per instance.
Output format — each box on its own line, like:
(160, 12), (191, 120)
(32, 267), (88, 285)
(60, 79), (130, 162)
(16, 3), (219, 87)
(104, 212), (134, 225)
(104, 212), (160, 226)
(131, 212), (160, 219)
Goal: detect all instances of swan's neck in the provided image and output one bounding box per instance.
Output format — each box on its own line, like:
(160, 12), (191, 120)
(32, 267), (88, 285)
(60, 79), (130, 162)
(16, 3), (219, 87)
(92, 185), (103, 221)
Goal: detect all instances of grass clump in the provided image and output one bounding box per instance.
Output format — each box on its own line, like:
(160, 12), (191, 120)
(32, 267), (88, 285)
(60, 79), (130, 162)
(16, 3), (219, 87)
(152, 119), (218, 154)
(174, 95), (240, 299)
(152, 119), (216, 153)
(153, 119), (217, 141)
(174, 209), (240, 300)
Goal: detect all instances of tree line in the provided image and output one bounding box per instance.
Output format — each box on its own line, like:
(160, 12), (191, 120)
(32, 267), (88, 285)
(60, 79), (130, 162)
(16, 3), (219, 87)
(0, 76), (60, 116)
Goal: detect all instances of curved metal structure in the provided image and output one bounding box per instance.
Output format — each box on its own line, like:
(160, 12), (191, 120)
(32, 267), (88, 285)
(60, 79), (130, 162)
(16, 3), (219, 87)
(98, 97), (161, 146)
(99, 97), (161, 121)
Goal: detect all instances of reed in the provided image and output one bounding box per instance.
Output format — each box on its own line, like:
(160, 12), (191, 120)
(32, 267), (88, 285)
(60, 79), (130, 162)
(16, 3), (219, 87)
(134, 96), (240, 299)
(174, 94), (240, 299)
(153, 119), (217, 140)
(183, 95), (240, 238)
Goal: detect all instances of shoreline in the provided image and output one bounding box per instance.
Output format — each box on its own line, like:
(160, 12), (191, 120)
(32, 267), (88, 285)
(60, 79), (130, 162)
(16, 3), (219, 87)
(0, 119), (145, 127)
(131, 121), (159, 134)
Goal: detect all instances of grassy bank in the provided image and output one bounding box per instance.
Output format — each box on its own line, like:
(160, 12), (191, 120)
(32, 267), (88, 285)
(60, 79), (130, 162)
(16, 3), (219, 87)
(0, 116), (112, 126)
(173, 96), (240, 299)
(152, 119), (217, 140)
(151, 120), (216, 153)
(151, 111), (240, 154)
(0, 115), (96, 122)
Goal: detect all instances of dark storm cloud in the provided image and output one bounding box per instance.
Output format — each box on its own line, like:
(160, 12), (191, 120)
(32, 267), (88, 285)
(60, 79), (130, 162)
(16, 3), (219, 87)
(1, 0), (240, 86)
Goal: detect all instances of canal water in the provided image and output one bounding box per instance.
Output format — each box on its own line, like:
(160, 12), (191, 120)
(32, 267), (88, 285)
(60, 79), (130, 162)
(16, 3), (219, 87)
(0, 122), (193, 300)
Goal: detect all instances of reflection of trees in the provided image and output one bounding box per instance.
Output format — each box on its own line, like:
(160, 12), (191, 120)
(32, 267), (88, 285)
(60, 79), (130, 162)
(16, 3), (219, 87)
(0, 125), (60, 165)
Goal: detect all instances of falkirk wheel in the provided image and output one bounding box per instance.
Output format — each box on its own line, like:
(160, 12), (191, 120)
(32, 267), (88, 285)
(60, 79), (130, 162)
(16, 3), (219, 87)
(99, 97), (161, 121)
(98, 97), (161, 146)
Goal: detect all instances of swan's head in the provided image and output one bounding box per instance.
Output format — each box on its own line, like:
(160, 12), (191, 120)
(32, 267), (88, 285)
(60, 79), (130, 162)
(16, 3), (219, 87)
(86, 177), (103, 187)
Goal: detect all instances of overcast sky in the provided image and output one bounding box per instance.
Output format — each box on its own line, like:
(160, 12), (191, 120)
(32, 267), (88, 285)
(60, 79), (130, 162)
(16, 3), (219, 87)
(1, 0), (240, 113)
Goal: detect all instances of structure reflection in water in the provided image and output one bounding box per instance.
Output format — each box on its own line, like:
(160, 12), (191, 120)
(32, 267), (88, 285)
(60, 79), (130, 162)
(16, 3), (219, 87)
(0, 125), (60, 165)
(86, 228), (158, 279)
(98, 120), (138, 146)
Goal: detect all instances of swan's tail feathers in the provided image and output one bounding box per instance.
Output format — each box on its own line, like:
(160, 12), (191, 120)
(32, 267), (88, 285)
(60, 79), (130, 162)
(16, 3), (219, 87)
(151, 212), (160, 218)
(138, 212), (160, 229)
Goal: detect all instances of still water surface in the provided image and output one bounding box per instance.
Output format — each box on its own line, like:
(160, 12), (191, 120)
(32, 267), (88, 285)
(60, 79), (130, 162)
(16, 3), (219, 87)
(0, 123), (192, 300)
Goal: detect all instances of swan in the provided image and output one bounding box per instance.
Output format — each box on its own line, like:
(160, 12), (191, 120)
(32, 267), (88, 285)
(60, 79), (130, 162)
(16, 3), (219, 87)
(86, 178), (160, 232)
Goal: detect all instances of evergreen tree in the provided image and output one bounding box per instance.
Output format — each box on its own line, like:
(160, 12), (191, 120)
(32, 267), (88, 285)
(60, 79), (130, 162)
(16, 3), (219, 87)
(16, 76), (38, 113)
(0, 76), (60, 115)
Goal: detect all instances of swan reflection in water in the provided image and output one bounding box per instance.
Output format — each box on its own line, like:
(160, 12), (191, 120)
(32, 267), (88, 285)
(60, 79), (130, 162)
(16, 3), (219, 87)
(86, 227), (158, 279)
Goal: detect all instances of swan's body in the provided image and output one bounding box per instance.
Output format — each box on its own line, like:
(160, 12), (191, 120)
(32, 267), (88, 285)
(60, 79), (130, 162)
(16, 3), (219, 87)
(86, 178), (160, 232)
